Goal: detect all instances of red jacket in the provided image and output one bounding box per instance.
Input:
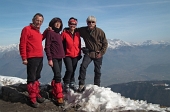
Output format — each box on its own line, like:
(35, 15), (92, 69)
(19, 24), (44, 60)
(61, 30), (81, 58)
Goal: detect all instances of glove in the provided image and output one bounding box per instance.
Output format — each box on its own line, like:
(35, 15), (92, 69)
(77, 55), (82, 60)
(81, 47), (89, 54)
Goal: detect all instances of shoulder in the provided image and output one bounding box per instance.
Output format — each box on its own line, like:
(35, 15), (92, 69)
(46, 30), (55, 35)
(22, 25), (30, 31)
(95, 27), (104, 32)
(78, 26), (88, 30)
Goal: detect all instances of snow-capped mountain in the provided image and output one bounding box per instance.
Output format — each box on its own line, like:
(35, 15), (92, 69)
(107, 39), (133, 49)
(141, 40), (170, 46)
(0, 43), (19, 53)
(0, 39), (170, 86)
(0, 39), (169, 52)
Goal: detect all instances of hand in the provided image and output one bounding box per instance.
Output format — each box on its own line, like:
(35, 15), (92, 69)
(96, 51), (102, 59)
(22, 59), (28, 65)
(48, 60), (53, 67)
(47, 26), (53, 31)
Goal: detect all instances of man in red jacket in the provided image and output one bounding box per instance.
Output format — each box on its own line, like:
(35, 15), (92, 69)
(19, 13), (45, 108)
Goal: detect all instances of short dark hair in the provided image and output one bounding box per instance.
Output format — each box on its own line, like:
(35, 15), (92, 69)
(33, 13), (44, 20)
(69, 17), (77, 22)
(49, 17), (63, 31)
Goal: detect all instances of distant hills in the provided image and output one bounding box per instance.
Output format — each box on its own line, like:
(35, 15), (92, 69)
(108, 80), (170, 107)
(0, 39), (170, 86)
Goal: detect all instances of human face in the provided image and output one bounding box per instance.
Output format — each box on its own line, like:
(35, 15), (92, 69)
(87, 21), (96, 29)
(32, 15), (43, 29)
(69, 22), (77, 31)
(54, 21), (61, 29)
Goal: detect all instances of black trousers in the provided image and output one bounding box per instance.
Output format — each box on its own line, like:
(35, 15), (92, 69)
(27, 57), (43, 83)
(51, 58), (62, 83)
(78, 54), (103, 86)
(63, 56), (79, 84)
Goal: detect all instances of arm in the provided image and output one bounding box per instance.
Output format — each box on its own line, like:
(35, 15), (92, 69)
(42, 29), (48, 40)
(100, 32), (108, 56)
(19, 27), (28, 64)
(44, 31), (52, 60)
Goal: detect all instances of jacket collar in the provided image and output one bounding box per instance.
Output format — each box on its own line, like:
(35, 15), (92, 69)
(30, 23), (40, 31)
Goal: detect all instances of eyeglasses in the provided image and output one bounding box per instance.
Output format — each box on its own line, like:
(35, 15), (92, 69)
(88, 21), (95, 24)
(69, 23), (77, 26)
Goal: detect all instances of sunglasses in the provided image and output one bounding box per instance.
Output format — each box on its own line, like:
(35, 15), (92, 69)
(88, 21), (95, 24)
(69, 23), (77, 26)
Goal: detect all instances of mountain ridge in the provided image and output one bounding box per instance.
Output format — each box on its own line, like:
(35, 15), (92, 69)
(0, 39), (170, 86)
(0, 39), (170, 53)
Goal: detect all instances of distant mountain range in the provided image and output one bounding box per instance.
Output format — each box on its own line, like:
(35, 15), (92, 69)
(0, 39), (170, 86)
(108, 80), (170, 107)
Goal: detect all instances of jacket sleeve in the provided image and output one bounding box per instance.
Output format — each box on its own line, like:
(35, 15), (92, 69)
(19, 27), (28, 60)
(44, 31), (52, 60)
(100, 31), (108, 55)
(42, 29), (48, 40)
(61, 32), (65, 41)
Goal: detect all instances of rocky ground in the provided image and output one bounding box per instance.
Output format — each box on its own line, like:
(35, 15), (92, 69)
(0, 84), (78, 112)
(0, 84), (168, 112)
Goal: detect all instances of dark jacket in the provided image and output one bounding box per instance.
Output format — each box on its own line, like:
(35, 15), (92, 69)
(44, 30), (65, 60)
(78, 26), (108, 58)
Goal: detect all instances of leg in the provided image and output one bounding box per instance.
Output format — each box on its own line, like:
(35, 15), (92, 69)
(35, 57), (43, 81)
(27, 58), (41, 107)
(63, 57), (73, 84)
(51, 80), (64, 105)
(52, 59), (62, 83)
(70, 57), (79, 83)
(78, 54), (92, 85)
(27, 58), (40, 83)
(93, 57), (103, 86)
(69, 57), (79, 91)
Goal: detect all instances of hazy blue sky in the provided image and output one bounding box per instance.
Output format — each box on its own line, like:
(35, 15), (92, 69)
(0, 0), (170, 45)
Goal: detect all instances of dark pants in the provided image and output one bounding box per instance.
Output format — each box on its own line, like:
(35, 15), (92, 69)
(78, 54), (103, 86)
(63, 56), (79, 84)
(27, 57), (43, 83)
(51, 58), (62, 83)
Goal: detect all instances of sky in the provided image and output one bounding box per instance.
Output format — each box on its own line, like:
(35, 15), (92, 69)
(0, 75), (170, 111)
(0, 0), (170, 45)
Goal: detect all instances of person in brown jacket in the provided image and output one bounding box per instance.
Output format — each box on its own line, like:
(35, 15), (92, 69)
(77, 16), (108, 92)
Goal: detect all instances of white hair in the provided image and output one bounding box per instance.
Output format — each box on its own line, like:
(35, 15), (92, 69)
(86, 16), (97, 22)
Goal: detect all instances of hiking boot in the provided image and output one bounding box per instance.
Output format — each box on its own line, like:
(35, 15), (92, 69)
(30, 101), (39, 108)
(77, 85), (85, 93)
(69, 82), (78, 92)
(37, 97), (45, 103)
(56, 98), (64, 106)
(63, 83), (70, 93)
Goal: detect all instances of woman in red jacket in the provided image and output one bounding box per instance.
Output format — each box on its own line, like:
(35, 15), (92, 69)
(61, 17), (81, 92)
(44, 17), (65, 105)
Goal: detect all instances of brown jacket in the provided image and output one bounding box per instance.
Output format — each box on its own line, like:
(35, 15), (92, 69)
(78, 26), (108, 58)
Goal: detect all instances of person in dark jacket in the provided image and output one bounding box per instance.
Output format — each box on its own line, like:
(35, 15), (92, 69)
(61, 17), (81, 92)
(44, 17), (65, 105)
(19, 13), (45, 108)
(77, 16), (108, 92)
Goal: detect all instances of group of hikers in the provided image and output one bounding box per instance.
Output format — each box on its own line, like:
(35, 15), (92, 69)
(19, 13), (108, 108)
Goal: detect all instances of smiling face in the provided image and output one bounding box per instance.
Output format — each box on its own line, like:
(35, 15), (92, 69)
(32, 15), (43, 29)
(68, 18), (77, 31)
(69, 22), (77, 31)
